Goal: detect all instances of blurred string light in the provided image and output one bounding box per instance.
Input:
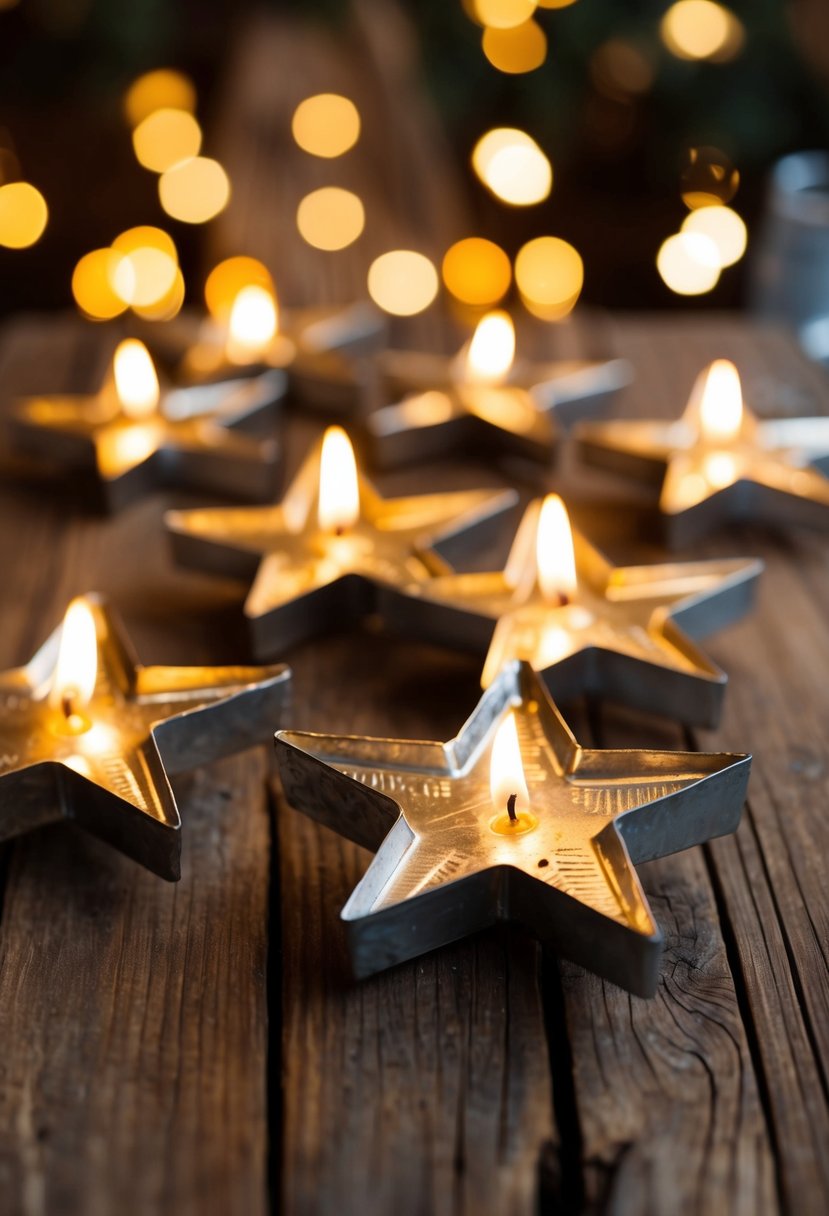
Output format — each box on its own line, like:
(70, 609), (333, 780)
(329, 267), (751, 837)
(367, 250), (439, 316)
(158, 157), (230, 223)
(657, 232), (720, 295)
(472, 127), (552, 205)
(132, 108), (202, 173)
(590, 39), (654, 98)
(124, 69), (197, 128)
(72, 226), (183, 321)
(482, 20), (547, 73)
(291, 94), (361, 158)
(205, 256), (274, 320)
(681, 146), (739, 208)
(442, 237), (511, 306)
(514, 236), (583, 319)
(681, 206), (746, 267)
(660, 1), (745, 63)
(0, 181), (48, 249)
(474, 0), (537, 30)
(296, 187), (365, 250)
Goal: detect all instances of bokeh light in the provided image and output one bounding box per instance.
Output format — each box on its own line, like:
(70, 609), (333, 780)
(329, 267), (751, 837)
(0, 182), (48, 248)
(474, 0), (537, 31)
(535, 0), (577, 7)
(205, 255), (274, 320)
(657, 232), (721, 295)
(681, 206), (747, 268)
(291, 94), (361, 159)
(442, 237), (511, 306)
(296, 187), (365, 251)
(681, 146), (739, 208)
(131, 268), (185, 321)
(158, 157), (230, 223)
(110, 226), (179, 308)
(132, 108), (202, 173)
(367, 250), (439, 316)
(482, 20), (547, 74)
(124, 69), (197, 128)
(71, 249), (129, 320)
(515, 236), (584, 319)
(660, 1), (745, 63)
(591, 39), (654, 97)
(472, 127), (552, 205)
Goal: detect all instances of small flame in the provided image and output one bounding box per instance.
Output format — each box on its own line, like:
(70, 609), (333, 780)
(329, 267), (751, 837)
(465, 310), (515, 385)
(113, 339), (160, 419)
(698, 359), (743, 443)
(536, 494), (577, 605)
(227, 285), (278, 363)
(49, 597), (98, 728)
(317, 426), (360, 534)
(490, 712), (530, 818)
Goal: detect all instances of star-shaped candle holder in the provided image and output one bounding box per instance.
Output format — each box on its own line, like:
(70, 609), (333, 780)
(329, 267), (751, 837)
(0, 594), (291, 879)
(151, 296), (386, 414)
(166, 426), (516, 658)
(383, 495), (762, 728)
(368, 310), (631, 469)
(575, 358), (829, 547)
(8, 338), (284, 512)
(276, 661), (750, 997)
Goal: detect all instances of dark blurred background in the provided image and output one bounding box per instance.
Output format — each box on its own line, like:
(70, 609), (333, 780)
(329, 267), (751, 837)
(0, 0), (828, 320)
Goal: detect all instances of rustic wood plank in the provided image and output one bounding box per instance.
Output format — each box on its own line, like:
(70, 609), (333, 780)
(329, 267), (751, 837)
(0, 321), (272, 1216)
(602, 315), (829, 1214)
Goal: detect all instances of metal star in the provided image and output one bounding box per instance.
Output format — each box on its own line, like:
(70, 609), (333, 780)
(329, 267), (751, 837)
(381, 498), (762, 727)
(0, 594), (291, 879)
(368, 349), (632, 468)
(275, 661), (750, 996)
(9, 371), (285, 512)
(165, 433), (516, 657)
(576, 389), (829, 547)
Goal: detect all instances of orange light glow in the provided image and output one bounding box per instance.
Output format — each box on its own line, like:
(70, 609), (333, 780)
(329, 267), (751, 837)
(50, 598), (98, 731)
(318, 426), (360, 534)
(124, 69), (196, 128)
(656, 232), (720, 296)
(367, 250), (439, 317)
(660, 0), (744, 62)
(132, 107), (202, 173)
(442, 237), (511, 306)
(205, 256), (273, 321)
(514, 236), (583, 320)
(536, 494), (577, 604)
(472, 128), (552, 206)
(72, 249), (129, 321)
(291, 94), (361, 159)
(0, 182), (48, 249)
(158, 156), (230, 224)
(296, 187), (365, 251)
(113, 340), (160, 419)
(482, 19), (547, 73)
(697, 359), (743, 443)
(226, 286), (278, 363)
(474, 0), (537, 31)
(465, 311), (515, 384)
(489, 713), (532, 826)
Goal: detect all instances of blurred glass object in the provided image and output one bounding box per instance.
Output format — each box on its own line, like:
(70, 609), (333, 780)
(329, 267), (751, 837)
(752, 152), (829, 351)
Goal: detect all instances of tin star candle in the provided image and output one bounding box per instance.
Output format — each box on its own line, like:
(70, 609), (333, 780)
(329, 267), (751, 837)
(0, 594), (291, 879)
(160, 285), (386, 413)
(382, 494), (762, 728)
(576, 358), (829, 547)
(368, 310), (632, 469)
(275, 660), (750, 996)
(166, 426), (516, 658)
(9, 338), (284, 512)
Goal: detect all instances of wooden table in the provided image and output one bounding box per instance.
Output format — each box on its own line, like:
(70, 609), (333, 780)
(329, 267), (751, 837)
(0, 309), (827, 1216)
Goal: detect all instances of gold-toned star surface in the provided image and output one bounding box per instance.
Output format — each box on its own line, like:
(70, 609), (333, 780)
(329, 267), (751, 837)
(0, 594), (290, 879)
(576, 358), (829, 547)
(166, 428), (516, 657)
(369, 348), (632, 468)
(276, 662), (750, 996)
(9, 350), (283, 512)
(383, 496), (762, 727)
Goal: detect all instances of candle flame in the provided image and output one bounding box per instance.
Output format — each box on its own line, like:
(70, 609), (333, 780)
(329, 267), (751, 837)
(698, 359), (743, 443)
(536, 494), (577, 605)
(465, 310), (515, 385)
(318, 426), (360, 534)
(490, 712), (530, 817)
(113, 339), (160, 419)
(49, 597), (98, 725)
(227, 285), (278, 363)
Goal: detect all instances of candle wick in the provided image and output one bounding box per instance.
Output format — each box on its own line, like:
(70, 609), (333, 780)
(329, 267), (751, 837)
(557, 592), (570, 608)
(61, 689), (77, 721)
(506, 793), (518, 823)
(334, 525), (345, 537)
